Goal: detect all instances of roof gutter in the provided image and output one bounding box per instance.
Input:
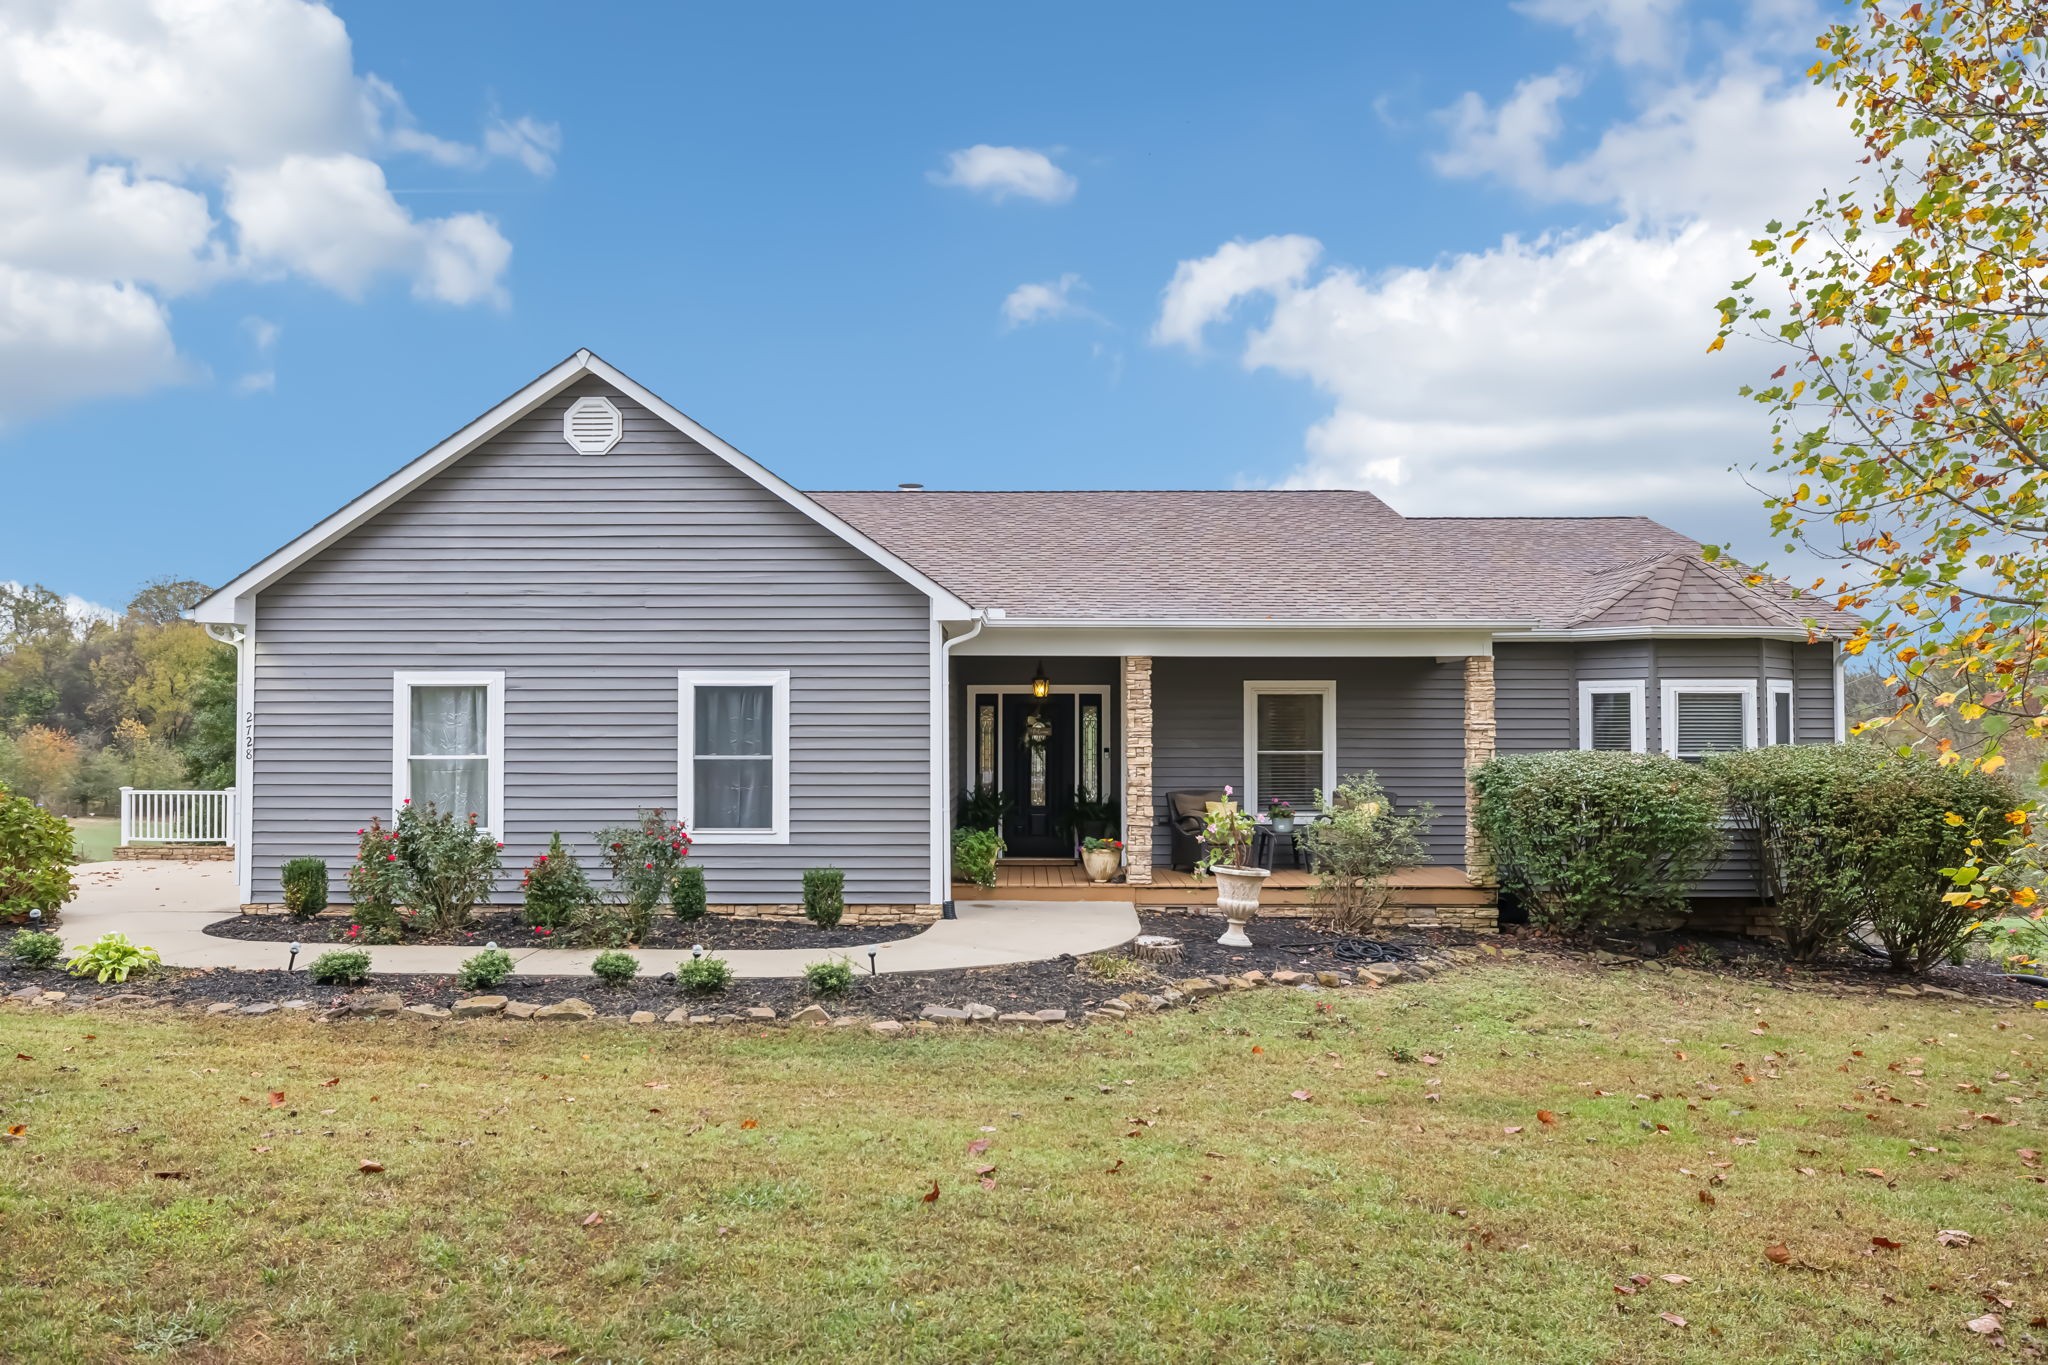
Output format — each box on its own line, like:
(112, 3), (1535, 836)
(976, 616), (1541, 632)
(1510, 625), (1832, 642)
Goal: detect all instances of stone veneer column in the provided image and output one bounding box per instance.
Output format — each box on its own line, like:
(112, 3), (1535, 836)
(1121, 655), (1154, 886)
(1463, 654), (1497, 886)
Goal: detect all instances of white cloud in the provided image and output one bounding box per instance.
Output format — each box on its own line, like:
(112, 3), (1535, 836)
(234, 369), (275, 394)
(244, 316), (280, 352)
(1002, 273), (1096, 327)
(0, 581), (120, 626)
(1512, 0), (1685, 68)
(1153, 235), (1322, 350)
(0, 0), (551, 425)
(930, 145), (1077, 203)
(1155, 12), (1861, 560)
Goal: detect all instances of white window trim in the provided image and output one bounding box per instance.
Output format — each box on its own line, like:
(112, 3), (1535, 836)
(1768, 678), (1796, 745)
(679, 670), (791, 844)
(391, 670), (506, 834)
(1577, 679), (1646, 752)
(1242, 680), (1338, 815)
(1659, 678), (1758, 758)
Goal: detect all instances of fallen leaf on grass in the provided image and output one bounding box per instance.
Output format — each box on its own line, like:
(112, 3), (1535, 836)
(581, 1212), (603, 1228)
(979, 1177), (996, 1191)
(1612, 1283), (1638, 1296)
(1504, 1125), (1524, 1135)
(974, 1164), (995, 1176)
(2, 1124), (24, 1141)
(1697, 1190), (1716, 1206)
(15, 1053), (31, 1061)
(2019, 1148), (2040, 1168)
(1536, 1110), (1558, 1126)
(1104, 1159), (1124, 1175)
(1250, 1046), (1263, 1054)
(1660, 1274), (1692, 1285)
(1290, 1090), (1313, 1102)
(320, 1077), (338, 1087)
(268, 1091), (286, 1108)
(739, 1119), (758, 1131)
(1966, 1313), (2002, 1337)
(921, 1180), (939, 1204)
(1937, 1229), (1973, 1247)
(967, 1138), (992, 1157)
(1765, 1244), (1792, 1265)
(1660, 1313), (1688, 1328)
(358, 1160), (384, 1175)
(152, 1170), (188, 1180)
(1871, 1236), (1904, 1250)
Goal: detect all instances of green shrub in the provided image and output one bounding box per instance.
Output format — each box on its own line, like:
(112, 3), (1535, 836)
(1302, 773), (1435, 931)
(309, 948), (372, 985)
(521, 832), (593, 929)
(951, 827), (1003, 889)
(676, 955), (732, 993)
(9, 928), (64, 968)
(590, 949), (641, 986)
(956, 784), (1008, 831)
(1977, 913), (2048, 972)
(566, 902), (635, 949)
(456, 947), (514, 990)
(1471, 751), (1724, 933)
(671, 863), (707, 922)
(345, 817), (404, 942)
(594, 808), (692, 924)
(0, 781), (76, 921)
(65, 932), (161, 983)
(280, 857), (329, 920)
(394, 801), (502, 933)
(802, 867), (845, 927)
(803, 959), (855, 995)
(1715, 745), (2020, 972)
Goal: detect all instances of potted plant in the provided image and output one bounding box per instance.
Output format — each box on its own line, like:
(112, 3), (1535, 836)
(1080, 836), (1123, 883)
(1266, 797), (1296, 835)
(1196, 785), (1266, 946)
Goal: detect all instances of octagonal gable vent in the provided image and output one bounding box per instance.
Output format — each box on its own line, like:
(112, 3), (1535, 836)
(563, 395), (623, 454)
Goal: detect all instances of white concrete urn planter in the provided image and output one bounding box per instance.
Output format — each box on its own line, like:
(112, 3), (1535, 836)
(1080, 846), (1121, 883)
(1210, 865), (1270, 946)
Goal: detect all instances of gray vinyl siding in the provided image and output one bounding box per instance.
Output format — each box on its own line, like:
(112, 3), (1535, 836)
(1492, 637), (1840, 898)
(1149, 657), (1467, 866)
(248, 375), (934, 905)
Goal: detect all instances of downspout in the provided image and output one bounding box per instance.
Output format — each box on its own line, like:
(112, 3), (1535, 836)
(202, 620), (250, 904)
(938, 612), (987, 919)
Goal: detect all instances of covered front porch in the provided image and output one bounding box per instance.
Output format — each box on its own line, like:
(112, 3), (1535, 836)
(945, 641), (1500, 928)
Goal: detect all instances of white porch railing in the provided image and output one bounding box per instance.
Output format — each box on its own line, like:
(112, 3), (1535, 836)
(119, 787), (237, 847)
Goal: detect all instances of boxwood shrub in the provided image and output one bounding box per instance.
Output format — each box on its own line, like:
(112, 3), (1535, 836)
(802, 867), (845, 928)
(1713, 745), (2018, 971)
(1471, 750), (1724, 933)
(281, 857), (329, 920)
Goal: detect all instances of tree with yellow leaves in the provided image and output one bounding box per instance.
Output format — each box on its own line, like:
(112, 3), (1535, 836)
(1716, 0), (2047, 913)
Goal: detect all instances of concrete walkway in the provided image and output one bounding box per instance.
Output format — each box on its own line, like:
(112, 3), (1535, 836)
(55, 861), (1139, 979)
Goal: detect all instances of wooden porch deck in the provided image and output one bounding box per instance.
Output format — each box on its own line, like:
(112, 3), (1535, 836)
(954, 861), (1490, 911)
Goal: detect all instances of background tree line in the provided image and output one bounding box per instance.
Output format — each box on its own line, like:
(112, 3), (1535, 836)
(0, 578), (234, 812)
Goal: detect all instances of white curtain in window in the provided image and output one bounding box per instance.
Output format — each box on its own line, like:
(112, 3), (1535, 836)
(696, 685), (773, 828)
(409, 685), (487, 819)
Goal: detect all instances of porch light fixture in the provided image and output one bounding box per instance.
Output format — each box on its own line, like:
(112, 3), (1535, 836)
(1030, 661), (1051, 699)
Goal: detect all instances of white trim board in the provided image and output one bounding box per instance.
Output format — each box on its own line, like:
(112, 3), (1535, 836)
(1242, 680), (1338, 816)
(191, 350), (975, 624)
(1576, 679), (1646, 753)
(678, 669), (791, 844)
(391, 670), (506, 835)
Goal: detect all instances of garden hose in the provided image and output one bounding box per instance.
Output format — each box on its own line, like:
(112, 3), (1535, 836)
(1272, 937), (1407, 964)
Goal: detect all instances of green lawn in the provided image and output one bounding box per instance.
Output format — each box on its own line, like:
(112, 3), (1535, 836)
(66, 816), (119, 864)
(2, 963), (2043, 1363)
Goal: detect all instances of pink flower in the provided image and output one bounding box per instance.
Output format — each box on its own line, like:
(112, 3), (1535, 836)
(386, 853), (396, 862)
(537, 855), (548, 863)
(402, 798), (410, 805)
(644, 862), (654, 870)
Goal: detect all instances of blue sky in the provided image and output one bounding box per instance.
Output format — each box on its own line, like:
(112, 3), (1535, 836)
(0, 0), (1854, 611)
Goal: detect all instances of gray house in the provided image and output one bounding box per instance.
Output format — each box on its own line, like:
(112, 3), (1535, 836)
(192, 351), (1852, 928)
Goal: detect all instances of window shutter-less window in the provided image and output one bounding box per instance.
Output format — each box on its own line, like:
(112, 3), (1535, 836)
(1255, 692), (1325, 809)
(1772, 689), (1794, 745)
(1675, 692), (1746, 757)
(1589, 692), (1634, 751)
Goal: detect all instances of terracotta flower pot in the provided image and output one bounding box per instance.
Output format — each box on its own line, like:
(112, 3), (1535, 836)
(1210, 865), (1270, 946)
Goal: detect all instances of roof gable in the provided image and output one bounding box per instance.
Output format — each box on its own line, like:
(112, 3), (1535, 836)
(192, 351), (973, 623)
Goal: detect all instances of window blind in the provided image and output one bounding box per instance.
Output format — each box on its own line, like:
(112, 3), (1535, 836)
(1674, 691), (1746, 757)
(1588, 691), (1634, 751)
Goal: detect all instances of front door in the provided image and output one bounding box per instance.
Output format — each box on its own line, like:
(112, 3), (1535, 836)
(1001, 694), (1075, 857)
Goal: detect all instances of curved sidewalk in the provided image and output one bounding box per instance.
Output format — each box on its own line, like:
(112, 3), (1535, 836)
(56, 861), (1139, 979)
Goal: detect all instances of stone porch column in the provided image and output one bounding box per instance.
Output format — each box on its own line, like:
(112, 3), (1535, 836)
(1121, 655), (1154, 886)
(1463, 654), (1496, 886)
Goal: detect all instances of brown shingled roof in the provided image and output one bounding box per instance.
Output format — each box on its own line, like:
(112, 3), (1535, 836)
(809, 489), (1855, 633)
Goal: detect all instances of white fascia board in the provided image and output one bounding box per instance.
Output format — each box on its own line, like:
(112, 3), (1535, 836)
(957, 622), (1507, 658)
(1512, 626), (1821, 642)
(582, 355), (977, 620)
(191, 349), (978, 624)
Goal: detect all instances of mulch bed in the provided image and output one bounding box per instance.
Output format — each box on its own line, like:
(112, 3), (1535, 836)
(200, 909), (926, 952)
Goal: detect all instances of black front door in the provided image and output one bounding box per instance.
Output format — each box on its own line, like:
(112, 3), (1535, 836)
(1001, 694), (1075, 857)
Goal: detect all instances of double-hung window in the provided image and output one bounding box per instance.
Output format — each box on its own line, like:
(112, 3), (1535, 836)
(1660, 679), (1757, 760)
(1577, 680), (1646, 752)
(680, 670), (789, 843)
(1767, 679), (1795, 745)
(392, 671), (505, 833)
(1242, 681), (1337, 816)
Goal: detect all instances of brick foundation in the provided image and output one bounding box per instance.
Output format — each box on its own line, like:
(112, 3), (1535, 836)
(117, 844), (232, 862)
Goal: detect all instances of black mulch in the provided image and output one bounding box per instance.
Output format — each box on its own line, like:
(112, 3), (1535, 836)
(200, 909), (926, 952)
